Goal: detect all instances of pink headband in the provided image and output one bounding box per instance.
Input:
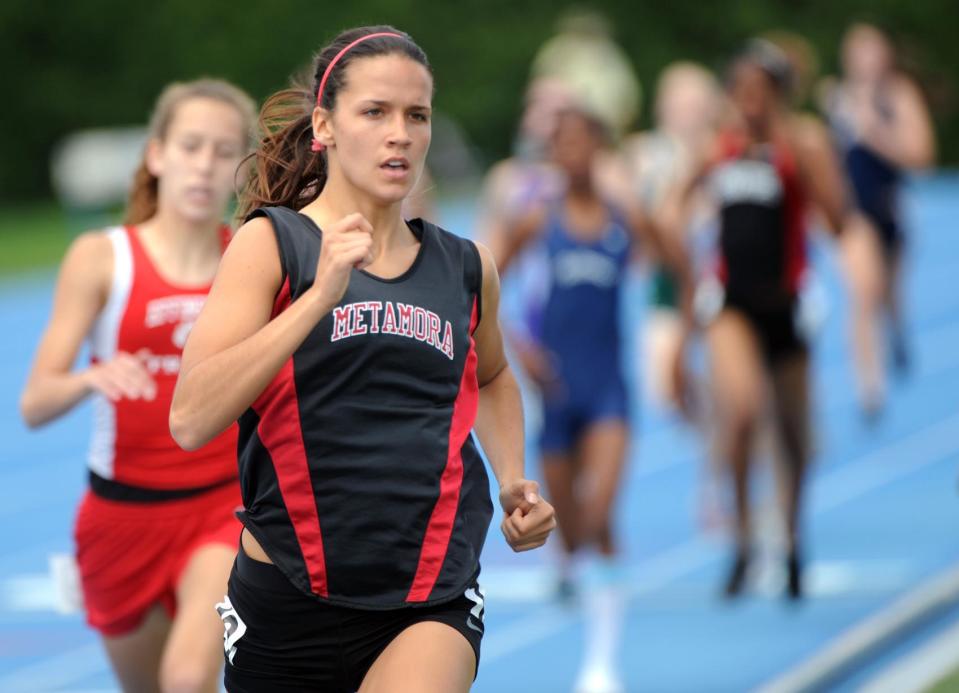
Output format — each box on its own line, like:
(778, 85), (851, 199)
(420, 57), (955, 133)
(310, 32), (403, 153)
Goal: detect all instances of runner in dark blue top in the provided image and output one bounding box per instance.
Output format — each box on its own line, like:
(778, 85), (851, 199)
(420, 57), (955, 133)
(537, 199), (631, 455)
(496, 106), (644, 692)
(170, 26), (556, 693)
(823, 22), (935, 419)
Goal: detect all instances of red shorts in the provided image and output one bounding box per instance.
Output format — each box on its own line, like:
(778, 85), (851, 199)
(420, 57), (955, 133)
(74, 480), (242, 637)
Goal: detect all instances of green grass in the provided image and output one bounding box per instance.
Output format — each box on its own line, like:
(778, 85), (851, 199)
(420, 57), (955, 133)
(0, 203), (122, 277)
(927, 665), (959, 692)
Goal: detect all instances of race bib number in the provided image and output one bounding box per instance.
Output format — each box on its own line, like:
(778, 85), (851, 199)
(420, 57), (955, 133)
(215, 595), (247, 665)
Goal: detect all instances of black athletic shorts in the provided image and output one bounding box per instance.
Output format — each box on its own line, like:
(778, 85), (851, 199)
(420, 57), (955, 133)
(723, 290), (806, 363)
(217, 546), (485, 692)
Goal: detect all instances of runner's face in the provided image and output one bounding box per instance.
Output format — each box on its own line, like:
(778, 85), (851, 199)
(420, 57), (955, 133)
(842, 25), (892, 82)
(319, 54), (433, 205)
(150, 98), (246, 224)
(729, 62), (776, 125)
(658, 71), (719, 136)
(552, 112), (600, 180)
(521, 79), (574, 147)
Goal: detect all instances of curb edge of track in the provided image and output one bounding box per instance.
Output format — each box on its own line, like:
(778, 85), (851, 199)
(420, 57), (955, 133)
(756, 561), (959, 693)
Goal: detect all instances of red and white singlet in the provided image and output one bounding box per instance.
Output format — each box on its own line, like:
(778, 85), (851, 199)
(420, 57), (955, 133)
(87, 225), (237, 490)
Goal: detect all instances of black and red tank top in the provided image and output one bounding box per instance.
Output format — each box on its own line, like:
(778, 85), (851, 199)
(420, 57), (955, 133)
(237, 206), (493, 609)
(710, 130), (807, 304)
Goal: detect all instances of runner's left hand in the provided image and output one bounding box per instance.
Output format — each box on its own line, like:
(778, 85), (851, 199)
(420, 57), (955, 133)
(499, 479), (556, 552)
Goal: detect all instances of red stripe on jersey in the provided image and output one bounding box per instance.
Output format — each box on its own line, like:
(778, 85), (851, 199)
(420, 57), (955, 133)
(252, 278), (329, 597)
(777, 148), (807, 294)
(717, 255), (729, 285)
(406, 297), (480, 602)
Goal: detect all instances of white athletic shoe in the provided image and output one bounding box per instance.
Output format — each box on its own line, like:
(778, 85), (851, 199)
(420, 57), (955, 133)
(573, 667), (625, 693)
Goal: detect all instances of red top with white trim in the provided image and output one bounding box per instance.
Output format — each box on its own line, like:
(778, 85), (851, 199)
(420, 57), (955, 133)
(87, 225), (237, 489)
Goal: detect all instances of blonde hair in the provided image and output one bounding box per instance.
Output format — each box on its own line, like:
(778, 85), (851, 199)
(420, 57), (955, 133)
(125, 79), (257, 225)
(654, 61), (721, 129)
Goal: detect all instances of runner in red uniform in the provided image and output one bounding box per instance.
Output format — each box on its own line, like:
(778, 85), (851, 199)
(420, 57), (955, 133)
(20, 79), (255, 692)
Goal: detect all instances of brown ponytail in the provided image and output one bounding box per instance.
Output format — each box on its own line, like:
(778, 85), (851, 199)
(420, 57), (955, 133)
(236, 86), (327, 220)
(236, 25), (431, 221)
(124, 79), (256, 225)
(125, 160), (161, 226)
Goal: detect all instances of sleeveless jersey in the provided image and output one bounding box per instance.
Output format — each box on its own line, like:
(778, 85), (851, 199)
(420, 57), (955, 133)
(828, 83), (902, 243)
(237, 207), (493, 610)
(87, 225), (238, 491)
(538, 201), (631, 393)
(710, 131), (806, 304)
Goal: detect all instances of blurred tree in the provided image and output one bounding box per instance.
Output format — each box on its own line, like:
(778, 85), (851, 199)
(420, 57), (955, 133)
(2, 0), (955, 202)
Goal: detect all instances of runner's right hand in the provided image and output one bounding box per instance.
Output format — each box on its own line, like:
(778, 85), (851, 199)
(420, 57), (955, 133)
(516, 342), (560, 394)
(313, 213), (375, 307)
(83, 351), (157, 402)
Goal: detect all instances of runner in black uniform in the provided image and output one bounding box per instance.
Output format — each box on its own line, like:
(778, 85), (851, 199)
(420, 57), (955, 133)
(672, 40), (846, 600)
(170, 26), (556, 693)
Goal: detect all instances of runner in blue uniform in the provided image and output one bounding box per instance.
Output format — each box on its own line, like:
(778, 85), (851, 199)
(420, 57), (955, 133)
(496, 106), (643, 693)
